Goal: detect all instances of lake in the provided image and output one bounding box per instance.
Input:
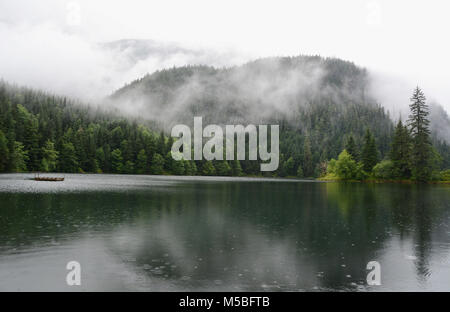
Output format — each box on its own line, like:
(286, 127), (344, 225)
(0, 173), (449, 291)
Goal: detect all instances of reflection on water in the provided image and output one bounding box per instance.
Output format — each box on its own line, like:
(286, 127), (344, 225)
(0, 174), (449, 291)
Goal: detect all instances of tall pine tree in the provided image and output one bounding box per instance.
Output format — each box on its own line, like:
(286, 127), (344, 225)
(303, 136), (313, 177)
(362, 129), (378, 173)
(389, 120), (411, 178)
(408, 87), (432, 181)
(345, 135), (359, 161)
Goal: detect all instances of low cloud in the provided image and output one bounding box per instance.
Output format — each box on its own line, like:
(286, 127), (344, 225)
(0, 21), (249, 101)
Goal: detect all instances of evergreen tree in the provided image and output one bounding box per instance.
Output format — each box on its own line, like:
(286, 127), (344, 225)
(59, 142), (78, 172)
(389, 120), (411, 178)
(408, 87), (432, 181)
(95, 147), (105, 172)
(303, 136), (313, 177)
(40, 140), (59, 172)
(230, 159), (243, 176)
(362, 129), (378, 173)
(184, 160), (197, 176)
(0, 130), (9, 172)
(171, 158), (185, 175)
(111, 149), (123, 173)
(20, 106), (40, 170)
(123, 160), (135, 174)
(284, 157), (295, 176)
(157, 131), (166, 155)
(215, 160), (231, 176)
(296, 165), (304, 178)
(150, 153), (165, 174)
(0, 80), (448, 178)
(345, 135), (359, 161)
(136, 149), (148, 174)
(164, 151), (176, 173)
(202, 161), (216, 176)
(11, 141), (28, 172)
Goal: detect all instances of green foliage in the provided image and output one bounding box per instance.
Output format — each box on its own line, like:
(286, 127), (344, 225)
(111, 58), (405, 177)
(361, 129), (379, 173)
(408, 87), (432, 182)
(332, 150), (365, 180)
(372, 160), (395, 180)
(327, 159), (337, 175)
(303, 136), (313, 177)
(230, 159), (243, 176)
(59, 143), (78, 172)
(184, 160), (197, 176)
(150, 153), (164, 175)
(0, 76), (448, 180)
(202, 161), (216, 176)
(296, 165), (304, 178)
(0, 130), (9, 171)
(111, 149), (123, 173)
(95, 147), (105, 172)
(136, 149), (148, 174)
(123, 160), (135, 174)
(345, 135), (359, 161)
(170, 152), (185, 175)
(280, 156), (295, 177)
(215, 160), (231, 176)
(389, 120), (411, 178)
(11, 141), (28, 172)
(440, 169), (450, 181)
(40, 140), (58, 172)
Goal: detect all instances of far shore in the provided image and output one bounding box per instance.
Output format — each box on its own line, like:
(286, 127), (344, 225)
(1, 172), (449, 184)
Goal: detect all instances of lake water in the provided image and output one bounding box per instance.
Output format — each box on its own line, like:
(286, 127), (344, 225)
(0, 173), (449, 291)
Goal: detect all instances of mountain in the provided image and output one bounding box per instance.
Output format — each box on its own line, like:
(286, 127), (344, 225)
(1, 55), (449, 177)
(101, 39), (205, 64)
(109, 55), (450, 173)
(100, 39), (247, 78)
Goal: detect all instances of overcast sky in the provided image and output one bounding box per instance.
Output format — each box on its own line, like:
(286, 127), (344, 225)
(1, 0), (449, 112)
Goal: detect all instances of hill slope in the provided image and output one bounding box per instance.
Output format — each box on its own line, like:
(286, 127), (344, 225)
(110, 55), (450, 174)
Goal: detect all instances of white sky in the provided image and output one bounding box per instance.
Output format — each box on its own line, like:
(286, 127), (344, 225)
(1, 0), (449, 112)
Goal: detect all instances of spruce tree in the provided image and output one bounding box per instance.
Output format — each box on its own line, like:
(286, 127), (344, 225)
(0, 130), (9, 172)
(362, 129), (378, 173)
(201, 161), (216, 176)
(136, 149), (147, 174)
(59, 142), (78, 172)
(345, 135), (359, 161)
(111, 148), (123, 173)
(231, 159), (243, 176)
(303, 136), (313, 177)
(150, 153), (165, 174)
(11, 141), (29, 172)
(408, 87), (432, 182)
(389, 120), (411, 178)
(40, 140), (59, 172)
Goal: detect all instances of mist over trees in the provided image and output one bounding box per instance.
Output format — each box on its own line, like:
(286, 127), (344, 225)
(327, 87), (448, 182)
(0, 56), (449, 181)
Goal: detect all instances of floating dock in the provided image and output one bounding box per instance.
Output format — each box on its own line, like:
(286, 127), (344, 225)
(33, 173), (65, 182)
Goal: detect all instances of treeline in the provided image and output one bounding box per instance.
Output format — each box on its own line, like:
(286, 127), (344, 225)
(111, 58), (403, 177)
(326, 87), (449, 182)
(0, 82), (250, 176)
(0, 81), (449, 180)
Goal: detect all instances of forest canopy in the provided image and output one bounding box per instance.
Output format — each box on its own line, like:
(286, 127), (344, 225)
(1, 56), (449, 181)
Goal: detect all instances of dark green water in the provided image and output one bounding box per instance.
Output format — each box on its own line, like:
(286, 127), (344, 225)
(0, 173), (449, 291)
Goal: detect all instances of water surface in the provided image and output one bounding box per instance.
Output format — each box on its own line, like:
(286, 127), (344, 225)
(0, 173), (449, 291)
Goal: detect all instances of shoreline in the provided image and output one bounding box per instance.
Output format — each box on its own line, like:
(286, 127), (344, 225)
(1, 172), (449, 184)
(318, 177), (450, 185)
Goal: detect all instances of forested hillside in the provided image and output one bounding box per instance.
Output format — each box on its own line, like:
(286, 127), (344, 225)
(111, 56), (450, 176)
(1, 56), (449, 178)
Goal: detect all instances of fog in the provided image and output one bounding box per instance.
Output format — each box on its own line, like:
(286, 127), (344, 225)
(0, 21), (249, 100)
(1, 0), (449, 123)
